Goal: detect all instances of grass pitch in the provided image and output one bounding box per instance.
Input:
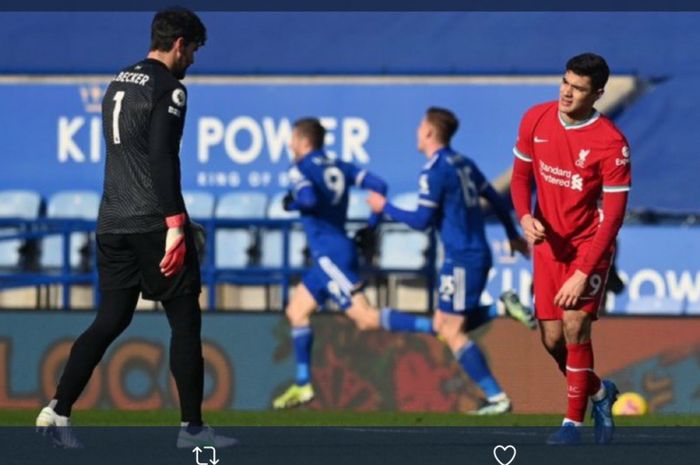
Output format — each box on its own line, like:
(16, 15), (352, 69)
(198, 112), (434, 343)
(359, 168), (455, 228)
(1, 409), (698, 427)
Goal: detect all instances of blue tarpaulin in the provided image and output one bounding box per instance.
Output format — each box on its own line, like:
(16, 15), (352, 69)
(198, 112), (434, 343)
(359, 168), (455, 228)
(616, 77), (700, 215)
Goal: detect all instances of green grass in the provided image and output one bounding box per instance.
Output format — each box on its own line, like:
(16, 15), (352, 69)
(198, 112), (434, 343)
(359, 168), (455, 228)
(2, 409), (699, 427)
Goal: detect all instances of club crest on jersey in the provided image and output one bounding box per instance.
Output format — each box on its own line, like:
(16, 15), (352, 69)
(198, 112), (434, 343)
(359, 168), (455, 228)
(575, 149), (591, 168)
(171, 88), (186, 108)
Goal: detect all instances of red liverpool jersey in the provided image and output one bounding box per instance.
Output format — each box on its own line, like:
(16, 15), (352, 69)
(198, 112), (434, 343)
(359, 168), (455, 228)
(513, 101), (631, 262)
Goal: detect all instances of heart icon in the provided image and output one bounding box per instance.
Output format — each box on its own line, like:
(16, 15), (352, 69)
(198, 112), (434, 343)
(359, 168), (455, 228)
(493, 445), (517, 465)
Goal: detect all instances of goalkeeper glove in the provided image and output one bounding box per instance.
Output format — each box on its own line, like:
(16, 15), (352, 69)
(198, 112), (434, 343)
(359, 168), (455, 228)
(160, 213), (186, 277)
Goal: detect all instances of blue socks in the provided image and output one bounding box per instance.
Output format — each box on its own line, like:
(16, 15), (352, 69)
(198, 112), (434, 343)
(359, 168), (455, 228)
(292, 326), (313, 385)
(380, 308), (434, 334)
(455, 341), (503, 399)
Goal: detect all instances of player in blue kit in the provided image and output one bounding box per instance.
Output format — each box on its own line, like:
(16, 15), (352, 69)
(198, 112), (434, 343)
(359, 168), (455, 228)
(273, 118), (435, 409)
(368, 107), (534, 414)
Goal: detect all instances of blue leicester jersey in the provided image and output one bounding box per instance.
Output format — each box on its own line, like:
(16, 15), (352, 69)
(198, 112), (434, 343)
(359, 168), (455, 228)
(289, 150), (367, 258)
(418, 147), (492, 266)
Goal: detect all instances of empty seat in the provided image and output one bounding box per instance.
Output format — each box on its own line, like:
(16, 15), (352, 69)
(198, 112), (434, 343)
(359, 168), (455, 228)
(379, 192), (429, 270)
(41, 191), (100, 269)
(183, 190), (216, 219)
(261, 192), (307, 268)
(0, 190), (42, 268)
(348, 190), (371, 220)
(346, 189), (371, 236)
(215, 192), (267, 268)
(0, 190), (42, 219)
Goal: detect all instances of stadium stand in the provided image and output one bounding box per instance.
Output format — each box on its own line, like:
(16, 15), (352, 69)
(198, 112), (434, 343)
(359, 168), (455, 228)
(348, 190), (371, 221)
(261, 192), (307, 269)
(0, 190), (42, 269)
(378, 192), (434, 311)
(214, 191), (267, 268)
(378, 192), (429, 270)
(183, 190), (216, 219)
(2, 12), (700, 427)
(0, 12), (697, 314)
(210, 191), (270, 310)
(40, 190), (100, 270)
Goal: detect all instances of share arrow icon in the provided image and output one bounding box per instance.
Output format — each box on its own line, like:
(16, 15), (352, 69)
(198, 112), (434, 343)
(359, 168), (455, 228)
(192, 447), (208, 465)
(205, 446), (220, 465)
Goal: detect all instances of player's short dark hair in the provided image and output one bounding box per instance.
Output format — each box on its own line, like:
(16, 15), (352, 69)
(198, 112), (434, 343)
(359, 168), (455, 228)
(150, 8), (207, 52)
(566, 53), (610, 91)
(293, 118), (326, 150)
(425, 107), (459, 144)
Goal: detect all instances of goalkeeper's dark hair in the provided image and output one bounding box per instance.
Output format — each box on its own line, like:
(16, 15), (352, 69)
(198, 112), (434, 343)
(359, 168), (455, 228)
(150, 8), (206, 51)
(426, 107), (459, 144)
(293, 118), (326, 150)
(566, 53), (610, 91)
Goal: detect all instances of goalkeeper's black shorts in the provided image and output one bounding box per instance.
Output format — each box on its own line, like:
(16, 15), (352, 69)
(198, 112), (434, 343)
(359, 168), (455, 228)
(96, 229), (201, 301)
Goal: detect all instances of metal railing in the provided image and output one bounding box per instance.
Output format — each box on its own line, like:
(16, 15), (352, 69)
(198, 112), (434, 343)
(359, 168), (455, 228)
(0, 218), (437, 311)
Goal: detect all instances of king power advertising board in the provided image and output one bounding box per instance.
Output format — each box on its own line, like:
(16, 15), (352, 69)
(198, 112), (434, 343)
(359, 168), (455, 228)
(0, 79), (554, 196)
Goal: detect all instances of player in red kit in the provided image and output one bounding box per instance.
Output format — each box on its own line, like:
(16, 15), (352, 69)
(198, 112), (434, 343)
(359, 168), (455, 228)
(510, 53), (631, 445)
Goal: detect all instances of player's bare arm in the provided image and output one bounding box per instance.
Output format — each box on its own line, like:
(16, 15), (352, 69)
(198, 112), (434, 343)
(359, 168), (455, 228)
(367, 191), (387, 213)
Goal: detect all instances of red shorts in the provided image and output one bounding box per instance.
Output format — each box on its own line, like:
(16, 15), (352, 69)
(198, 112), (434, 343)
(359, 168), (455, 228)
(533, 249), (611, 321)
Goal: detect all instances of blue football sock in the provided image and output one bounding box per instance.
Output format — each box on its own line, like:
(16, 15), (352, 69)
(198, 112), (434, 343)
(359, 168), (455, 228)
(455, 341), (503, 399)
(464, 305), (499, 331)
(380, 308), (434, 334)
(292, 326), (313, 385)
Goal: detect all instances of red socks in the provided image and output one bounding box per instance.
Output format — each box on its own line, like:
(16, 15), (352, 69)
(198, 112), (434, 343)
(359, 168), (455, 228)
(565, 341), (602, 422)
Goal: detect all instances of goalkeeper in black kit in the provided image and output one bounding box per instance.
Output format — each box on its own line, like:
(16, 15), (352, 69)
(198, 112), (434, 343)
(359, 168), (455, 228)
(36, 8), (236, 449)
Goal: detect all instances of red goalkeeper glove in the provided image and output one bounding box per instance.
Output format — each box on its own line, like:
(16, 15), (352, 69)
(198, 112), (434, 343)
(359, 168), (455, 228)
(160, 213), (186, 277)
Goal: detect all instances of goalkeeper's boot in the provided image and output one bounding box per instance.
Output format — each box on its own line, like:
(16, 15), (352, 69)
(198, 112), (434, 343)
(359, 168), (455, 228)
(546, 421), (581, 445)
(35, 406), (83, 449)
(499, 290), (537, 330)
(272, 383), (315, 409)
(176, 424), (239, 449)
(591, 379), (619, 444)
(468, 395), (512, 415)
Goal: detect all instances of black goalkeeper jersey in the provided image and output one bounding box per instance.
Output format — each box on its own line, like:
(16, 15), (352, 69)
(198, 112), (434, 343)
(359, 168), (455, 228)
(97, 58), (188, 234)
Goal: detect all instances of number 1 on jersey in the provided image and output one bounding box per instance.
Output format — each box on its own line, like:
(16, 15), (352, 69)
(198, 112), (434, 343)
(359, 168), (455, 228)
(112, 91), (125, 144)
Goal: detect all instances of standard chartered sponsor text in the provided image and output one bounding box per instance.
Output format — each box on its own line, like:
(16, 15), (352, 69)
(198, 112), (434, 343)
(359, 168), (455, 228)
(539, 160), (573, 188)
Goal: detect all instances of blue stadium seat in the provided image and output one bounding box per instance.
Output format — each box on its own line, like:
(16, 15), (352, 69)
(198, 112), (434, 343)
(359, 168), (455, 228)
(346, 190), (370, 236)
(41, 191), (100, 269)
(215, 192), (267, 268)
(0, 190), (42, 268)
(379, 192), (429, 270)
(261, 192), (307, 268)
(348, 190), (371, 220)
(183, 190), (216, 219)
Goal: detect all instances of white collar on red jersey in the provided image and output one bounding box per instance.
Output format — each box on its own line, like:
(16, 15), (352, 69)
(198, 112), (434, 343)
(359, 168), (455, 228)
(558, 110), (600, 130)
